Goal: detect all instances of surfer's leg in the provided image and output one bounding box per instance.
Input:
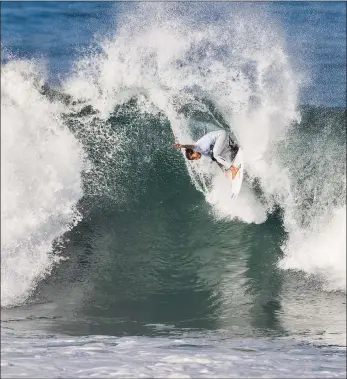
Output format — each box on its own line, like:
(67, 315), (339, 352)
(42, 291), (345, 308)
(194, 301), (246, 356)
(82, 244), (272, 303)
(212, 130), (233, 169)
(213, 130), (228, 155)
(229, 139), (239, 161)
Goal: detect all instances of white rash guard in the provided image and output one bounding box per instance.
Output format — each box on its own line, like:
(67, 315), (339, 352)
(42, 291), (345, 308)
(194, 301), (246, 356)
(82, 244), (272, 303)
(194, 130), (234, 169)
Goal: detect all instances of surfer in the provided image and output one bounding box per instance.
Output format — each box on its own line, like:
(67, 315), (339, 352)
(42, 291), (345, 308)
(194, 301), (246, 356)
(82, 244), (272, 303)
(173, 129), (239, 172)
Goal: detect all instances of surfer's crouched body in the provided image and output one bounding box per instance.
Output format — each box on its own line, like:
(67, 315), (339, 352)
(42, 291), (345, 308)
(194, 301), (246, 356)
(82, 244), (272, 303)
(173, 129), (239, 171)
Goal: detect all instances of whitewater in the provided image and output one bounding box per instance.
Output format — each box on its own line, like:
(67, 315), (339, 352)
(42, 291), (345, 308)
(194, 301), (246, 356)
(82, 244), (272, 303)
(3, 3), (345, 306)
(1, 2), (346, 378)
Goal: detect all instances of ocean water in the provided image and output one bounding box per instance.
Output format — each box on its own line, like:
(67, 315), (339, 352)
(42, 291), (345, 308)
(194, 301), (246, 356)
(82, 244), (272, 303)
(1, 2), (346, 378)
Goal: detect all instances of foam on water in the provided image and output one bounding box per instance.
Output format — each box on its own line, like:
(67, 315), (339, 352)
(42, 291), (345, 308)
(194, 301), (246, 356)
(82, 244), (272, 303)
(281, 205), (346, 291)
(1, 331), (346, 378)
(1, 60), (85, 307)
(280, 114), (346, 291)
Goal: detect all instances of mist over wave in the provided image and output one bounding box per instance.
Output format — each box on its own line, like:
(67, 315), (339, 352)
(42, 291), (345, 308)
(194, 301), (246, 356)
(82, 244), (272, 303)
(1, 2), (345, 311)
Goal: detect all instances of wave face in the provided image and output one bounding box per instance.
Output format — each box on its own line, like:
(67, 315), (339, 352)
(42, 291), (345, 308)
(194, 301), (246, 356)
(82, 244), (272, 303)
(1, 2), (346, 345)
(62, 2), (345, 291)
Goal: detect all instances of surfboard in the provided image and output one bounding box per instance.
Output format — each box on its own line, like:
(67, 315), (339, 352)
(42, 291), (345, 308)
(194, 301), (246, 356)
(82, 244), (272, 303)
(225, 147), (244, 200)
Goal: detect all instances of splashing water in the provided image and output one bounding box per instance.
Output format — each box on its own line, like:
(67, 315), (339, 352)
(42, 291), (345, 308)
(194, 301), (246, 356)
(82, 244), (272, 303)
(63, 3), (345, 291)
(1, 60), (85, 307)
(2, 3), (345, 311)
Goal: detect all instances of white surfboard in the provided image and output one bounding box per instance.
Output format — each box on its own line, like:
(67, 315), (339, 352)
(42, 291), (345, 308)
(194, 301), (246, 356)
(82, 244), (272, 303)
(226, 147), (244, 200)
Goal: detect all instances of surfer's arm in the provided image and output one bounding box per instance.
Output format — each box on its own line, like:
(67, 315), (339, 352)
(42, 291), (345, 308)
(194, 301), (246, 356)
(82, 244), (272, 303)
(213, 154), (232, 169)
(173, 144), (195, 149)
(210, 154), (227, 172)
(216, 161), (225, 171)
(215, 160), (233, 177)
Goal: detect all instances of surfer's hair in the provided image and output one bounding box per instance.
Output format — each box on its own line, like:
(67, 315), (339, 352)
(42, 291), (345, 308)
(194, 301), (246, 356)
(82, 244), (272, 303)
(185, 148), (194, 160)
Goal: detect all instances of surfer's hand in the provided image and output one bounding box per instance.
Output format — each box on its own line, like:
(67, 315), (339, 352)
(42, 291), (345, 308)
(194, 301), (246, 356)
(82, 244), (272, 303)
(173, 143), (181, 149)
